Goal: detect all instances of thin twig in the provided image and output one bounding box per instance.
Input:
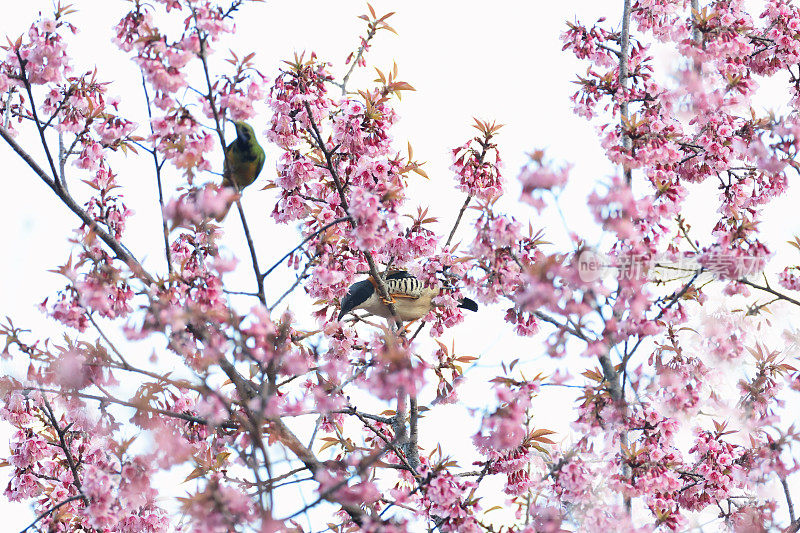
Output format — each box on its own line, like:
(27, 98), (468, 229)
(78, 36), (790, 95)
(40, 396), (87, 503)
(277, 433), (386, 523)
(622, 268), (702, 372)
(739, 278), (800, 308)
(533, 310), (593, 342)
(348, 408), (419, 477)
(141, 73), (173, 275)
(15, 49), (61, 187)
(340, 27), (377, 95)
(19, 495), (84, 533)
(270, 258), (314, 311)
(24, 386), (232, 428)
(234, 197), (266, 304)
(445, 194), (472, 248)
(261, 217), (349, 280)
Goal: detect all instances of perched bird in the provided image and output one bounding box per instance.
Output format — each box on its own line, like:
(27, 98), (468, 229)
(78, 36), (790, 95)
(222, 120), (266, 190)
(214, 120), (265, 221)
(338, 271), (478, 323)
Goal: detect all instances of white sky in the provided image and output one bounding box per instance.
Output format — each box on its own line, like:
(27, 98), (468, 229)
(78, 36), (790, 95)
(2, 0), (800, 530)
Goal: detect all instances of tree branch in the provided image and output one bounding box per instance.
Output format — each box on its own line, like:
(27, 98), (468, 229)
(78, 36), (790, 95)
(618, 0), (633, 186)
(0, 125), (155, 286)
(739, 278), (800, 308)
(783, 475), (796, 525)
(40, 396), (88, 504)
(407, 396), (420, 469)
(445, 194), (472, 248)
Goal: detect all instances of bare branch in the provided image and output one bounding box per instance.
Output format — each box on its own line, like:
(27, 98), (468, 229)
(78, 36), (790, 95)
(261, 216), (349, 280)
(445, 194), (472, 248)
(141, 73), (173, 275)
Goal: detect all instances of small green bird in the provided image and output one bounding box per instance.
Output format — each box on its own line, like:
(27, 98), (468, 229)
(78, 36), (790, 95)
(222, 120), (265, 191)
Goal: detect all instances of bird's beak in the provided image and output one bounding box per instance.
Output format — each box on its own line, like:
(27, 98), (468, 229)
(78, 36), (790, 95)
(338, 300), (351, 320)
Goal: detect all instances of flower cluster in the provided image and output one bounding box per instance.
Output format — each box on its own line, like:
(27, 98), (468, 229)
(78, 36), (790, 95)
(1, 392), (170, 532)
(518, 151), (570, 212)
(450, 120), (503, 201)
(420, 467), (480, 532)
(6, 0), (800, 531)
(7, 17), (74, 85)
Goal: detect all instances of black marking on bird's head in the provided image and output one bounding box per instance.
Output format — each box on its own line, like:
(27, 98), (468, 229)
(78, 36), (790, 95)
(458, 297), (478, 312)
(232, 120), (254, 144)
(338, 280), (376, 320)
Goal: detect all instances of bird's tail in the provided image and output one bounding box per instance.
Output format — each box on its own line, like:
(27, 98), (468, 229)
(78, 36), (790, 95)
(458, 298), (478, 312)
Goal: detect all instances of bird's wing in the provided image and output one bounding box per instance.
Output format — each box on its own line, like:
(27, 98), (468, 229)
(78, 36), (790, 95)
(221, 143), (233, 187)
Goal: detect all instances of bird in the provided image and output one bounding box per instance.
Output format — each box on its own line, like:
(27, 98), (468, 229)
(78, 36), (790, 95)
(222, 120), (266, 190)
(214, 120), (266, 221)
(338, 271), (478, 323)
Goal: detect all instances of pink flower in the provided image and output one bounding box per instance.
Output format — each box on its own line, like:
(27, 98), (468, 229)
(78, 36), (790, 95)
(519, 155), (570, 211)
(450, 134), (504, 201)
